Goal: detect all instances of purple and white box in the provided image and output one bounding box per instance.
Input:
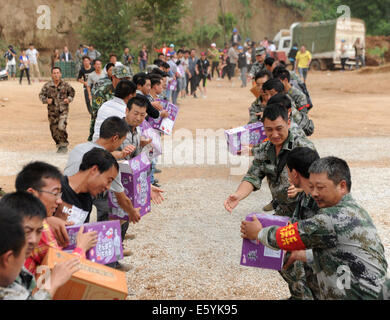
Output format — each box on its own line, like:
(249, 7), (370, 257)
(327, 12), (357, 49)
(108, 153), (151, 220)
(148, 100), (179, 135)
(140, 120), (162, 160)
(63, 220), (123, 265)
(225, 122), (267, 155)
(241, 213), (289, 270)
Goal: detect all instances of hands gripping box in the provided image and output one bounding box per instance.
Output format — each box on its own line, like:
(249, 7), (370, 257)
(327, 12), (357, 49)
(40, 248), (128, 300)
(241, 213), (289, 270)
(63, 220), (123, 265)
(225, 122), (267, 155)
(108, 153), (151, 220)
(148, 99), (179, 135)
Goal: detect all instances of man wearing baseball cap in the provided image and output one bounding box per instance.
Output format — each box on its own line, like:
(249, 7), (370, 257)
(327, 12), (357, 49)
(207, 43), (220, 79)
(231, 28), (242, 45)
(88, 65), (132, 141)
(248, 46), (267, 80)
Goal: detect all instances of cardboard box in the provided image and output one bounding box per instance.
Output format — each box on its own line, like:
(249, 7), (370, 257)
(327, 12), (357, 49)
(40, 248), (128, 300)
(148, 99), (179, 135)
(225, 122), (267, 155)
(250, 84), (261, 98)
(241, 213), (289, 270)
(140, 120), (162, 160)
(63, 220), (123, 265)
(108, 153), (151, 220)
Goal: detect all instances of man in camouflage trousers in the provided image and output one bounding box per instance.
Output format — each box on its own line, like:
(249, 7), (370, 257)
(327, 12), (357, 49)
(248, 47), (267, 80)
(88, 65), (132, 141)
(242, 156), (388, 299)
(39, 67), (75, 153)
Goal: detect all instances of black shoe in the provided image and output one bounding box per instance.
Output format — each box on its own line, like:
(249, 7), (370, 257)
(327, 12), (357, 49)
(153, 179), (159, 184)
(154, 168), (162, 174)
(152, 182), (161, 188)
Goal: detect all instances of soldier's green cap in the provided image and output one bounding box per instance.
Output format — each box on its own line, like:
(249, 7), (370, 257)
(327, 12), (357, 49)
(112, 65), (131, 79)
(255, 46), (266, 56)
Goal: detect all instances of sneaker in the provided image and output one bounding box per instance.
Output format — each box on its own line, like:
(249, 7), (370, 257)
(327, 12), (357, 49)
(122, 249), (133, 257)
(263, 201), (274, 212)
(152, 182), (161, 188)
(153, 179), (159, 184)
(115, 262), (133, 272)
(56, 146), (68, 154)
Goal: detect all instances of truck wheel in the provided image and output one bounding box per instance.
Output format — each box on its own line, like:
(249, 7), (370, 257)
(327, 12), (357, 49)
(310, 60), (321, 71)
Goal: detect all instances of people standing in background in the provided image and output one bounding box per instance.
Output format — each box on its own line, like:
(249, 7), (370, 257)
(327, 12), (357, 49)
(230, 28), (242, 45)
(87, 45), (101, 61)
(207, 43), (220, 80)
(138, 45), (148, 72)
(268, 41), (276, 58)
(340, 39), (349, 71)
(188, 49), (199, 98)
(4, 45), (16, 80)
(196, 52), (211, 98)
(122, 47), (134, 75)
(237, 46), (248, 88)
(26, 43), (40, 81)
(19, 50), (31, 85)
(295, 45), (312, 84)
(60, 46), (73, 62)
(77, 56), (95, 115)
(260, 37), (269, 51)
(51, 49), (60, 69)
(228, 43), (239, 86)
(288, 43), (298, 71)
(75, 45), (85, 75)
(353, 37), (365, 69)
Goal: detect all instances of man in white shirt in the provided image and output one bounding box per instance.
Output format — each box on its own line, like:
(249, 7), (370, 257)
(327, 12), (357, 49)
(93, 80), (137, 142)
(26, 43), (40, 80)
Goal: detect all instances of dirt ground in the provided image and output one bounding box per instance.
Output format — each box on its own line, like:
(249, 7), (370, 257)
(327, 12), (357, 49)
(1, 69), (390, 190)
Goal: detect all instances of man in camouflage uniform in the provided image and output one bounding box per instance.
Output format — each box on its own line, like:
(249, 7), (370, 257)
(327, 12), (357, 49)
(248, 47), (267, 80)
(39, 67), (75, 153)
(242, 156), (388, 299)
(248, 69), (271, 124)
(88, 65), (132, 141)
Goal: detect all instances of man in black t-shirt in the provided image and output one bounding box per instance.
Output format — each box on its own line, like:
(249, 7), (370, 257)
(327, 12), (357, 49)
(55, 148), (119, 225)
(77, 56), (95, 115)
(196, 52), (211, 98)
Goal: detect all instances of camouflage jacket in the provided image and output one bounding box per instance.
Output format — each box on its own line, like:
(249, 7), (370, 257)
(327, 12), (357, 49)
(243, 130), (316, 217)
(248, 96), (266, 124)
(260, 193), (388, 299)
(289, 70), (303, 88)
(39, 80), (75, 108)
(0, 267), (51, 300)
(288, 86), (309, 113)
(249, 61), (266, 78)
(289, 98), (314, 136)
(91, 77), (115, 111)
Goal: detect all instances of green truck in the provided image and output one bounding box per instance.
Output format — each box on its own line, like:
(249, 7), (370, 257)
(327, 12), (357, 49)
(273, 18), (366, 70)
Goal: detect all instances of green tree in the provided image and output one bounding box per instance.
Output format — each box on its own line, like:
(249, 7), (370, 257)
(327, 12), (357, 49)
(304, 0), (390, 35)
(78, 0), (134, 62)
(133, 0), (188, 56)
(218, 12), (238, 44)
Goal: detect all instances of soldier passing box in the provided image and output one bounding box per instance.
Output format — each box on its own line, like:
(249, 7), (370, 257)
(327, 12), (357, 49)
(225, 122), (267, 155)
(63, 220), (123, 265)
(148, 100), (179, 135)
(40, 248), (128, 300)
(241, 213), (289, 270)
(108, 153), (151, 220)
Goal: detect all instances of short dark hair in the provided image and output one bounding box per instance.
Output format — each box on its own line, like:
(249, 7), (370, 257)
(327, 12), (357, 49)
(309, 157), (352, 192)
(273, 67), (290, 82)
(261, 103), (289, 123)
(79, 148), (119, 174)
(262, 78), (284, 93)
(114, 79), (137, 99)
(51, 67), (61, 73)
(105, 62), (115, 71)
(268, 93), (292, 110)
(264, 57), (275, 67)
(287, 147), (320, 179)
(82, 55), (91, 61)
(153, 59), (164, 67)
(127, 95), (149, 111)
(15, 162), (62, 192)
(150, 76), (162, 88)
(0, 205), (26, 257)
(99, 116), (130, 139)
(93, 58), (102, 65)
(162, 62), (170, 70)
(254, 69), (271, 82)
(133, 72), (148, 87)
(109, 53), (118, 59)
(149, 68), (168, 77)
(0, 191), (47, 220)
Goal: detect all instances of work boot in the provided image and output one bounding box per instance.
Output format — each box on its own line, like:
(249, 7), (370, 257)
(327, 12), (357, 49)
(263, 201), (274, 212)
